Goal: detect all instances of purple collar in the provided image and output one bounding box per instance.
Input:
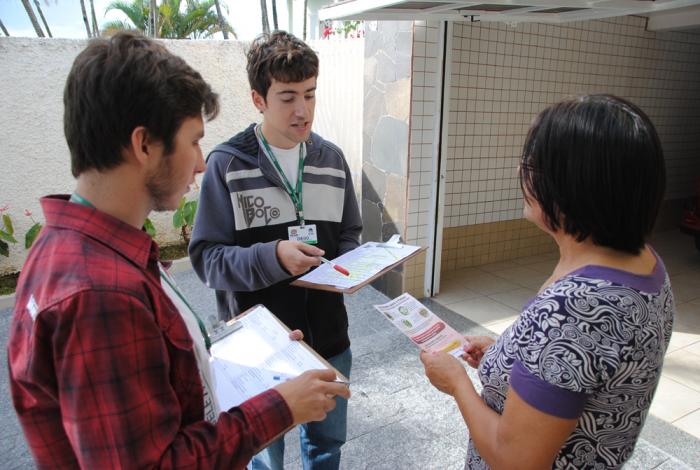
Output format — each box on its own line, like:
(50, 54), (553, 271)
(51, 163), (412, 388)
(567, 247), (666, 293)
(523, 248), (666, 310)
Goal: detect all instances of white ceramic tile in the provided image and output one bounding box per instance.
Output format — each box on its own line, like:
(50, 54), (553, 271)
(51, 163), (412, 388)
(673, 409), (700, 441)
(675, 302), (700, 331)
(433, 286), (481, 306)
(663, 349), (700, 392)
(448, 295), (520, 325)
(649, 377), (700, 423)
(488, 288), (536, 312)
(667, 328), (700, 354)
(486, 317), (518, 335)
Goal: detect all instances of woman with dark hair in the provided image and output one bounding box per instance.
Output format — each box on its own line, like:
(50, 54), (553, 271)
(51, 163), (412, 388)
(421, 95), (674, 469)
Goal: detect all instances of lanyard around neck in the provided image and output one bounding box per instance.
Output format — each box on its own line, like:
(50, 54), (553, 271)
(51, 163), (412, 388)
(71, 193), (212, 351)
(69, 192), (95, 208)
(256, 125), (306, 225)
(159, 265), (212, 351)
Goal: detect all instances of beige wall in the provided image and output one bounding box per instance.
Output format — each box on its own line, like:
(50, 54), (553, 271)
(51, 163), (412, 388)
(0, 37), (363, 274)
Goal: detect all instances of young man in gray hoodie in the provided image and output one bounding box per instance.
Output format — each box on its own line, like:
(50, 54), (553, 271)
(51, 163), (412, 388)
(189, 31), (362, 470)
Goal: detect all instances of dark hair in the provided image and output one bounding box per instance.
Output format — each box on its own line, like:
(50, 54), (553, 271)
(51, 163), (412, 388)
(64, 32), (219, 177)
(246, 30), (319, 99)
(519, 94), (665, 254)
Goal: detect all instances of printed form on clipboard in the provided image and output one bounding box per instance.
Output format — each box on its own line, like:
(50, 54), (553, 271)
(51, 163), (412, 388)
(209, 305), (347, 411)
(293, 236), (423, 292)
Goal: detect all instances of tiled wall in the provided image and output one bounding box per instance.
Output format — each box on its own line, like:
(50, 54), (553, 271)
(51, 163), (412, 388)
(441, 219), (556, 272)
(439, 16), (700, 275)
(405, 20), (442, 297)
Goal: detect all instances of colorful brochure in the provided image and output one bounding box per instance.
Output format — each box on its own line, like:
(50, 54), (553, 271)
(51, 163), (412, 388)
(373, 293), (466, 357)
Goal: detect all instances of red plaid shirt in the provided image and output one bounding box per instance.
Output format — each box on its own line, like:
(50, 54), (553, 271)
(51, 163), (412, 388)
(8, 195), (292, 469)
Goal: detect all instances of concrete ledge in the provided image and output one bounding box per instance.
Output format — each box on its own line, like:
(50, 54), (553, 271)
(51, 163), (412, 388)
(0, 293), (14, 310)
(0, 257), (193, 311)
(166, 257), (192, 274)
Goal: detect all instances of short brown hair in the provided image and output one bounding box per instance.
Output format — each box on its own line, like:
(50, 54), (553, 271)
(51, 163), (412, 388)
(64, 32), (219, 177)
(246, 30), (319, 99)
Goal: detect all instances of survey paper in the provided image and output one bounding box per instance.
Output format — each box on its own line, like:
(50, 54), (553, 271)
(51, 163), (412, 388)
(374, 293), (466, 357)
(297, 241), (421, 289)
(209, 305), (336, 410)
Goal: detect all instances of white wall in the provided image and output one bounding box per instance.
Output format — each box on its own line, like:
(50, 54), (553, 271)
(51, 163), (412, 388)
(0, 37), (363, 274)
(309, 38), (364, 199)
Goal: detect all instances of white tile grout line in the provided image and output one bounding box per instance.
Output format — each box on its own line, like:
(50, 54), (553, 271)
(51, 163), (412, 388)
(0, 257), (193, 311)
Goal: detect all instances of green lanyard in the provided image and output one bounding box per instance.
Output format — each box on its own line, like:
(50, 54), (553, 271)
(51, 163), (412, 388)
(256, 125), (306, 226)
(159, 266), (212, 351)
(69, 192), (95, 208)
(70, 192), (212, 351)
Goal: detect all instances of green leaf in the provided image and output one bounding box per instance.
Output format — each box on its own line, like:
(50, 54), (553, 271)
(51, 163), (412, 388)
(178, 197), (186, 211)
(184, 200), (197, 226)
(143, 218), (156, 238)
(173, 209), (185, 229)
(0, 230), (17, 244)
(0, 239), (8, 257)
(25, 223), (42, 249)
(3, 214), (14, 235)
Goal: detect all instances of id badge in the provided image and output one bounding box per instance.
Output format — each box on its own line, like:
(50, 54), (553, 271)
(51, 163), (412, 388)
(288, 224), (318, 244)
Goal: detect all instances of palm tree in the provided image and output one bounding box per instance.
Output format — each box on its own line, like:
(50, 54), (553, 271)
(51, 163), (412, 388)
(0, 18), (10, 37)
(104, 0), (235, 39)
(20, 0), (44, 37)
(89, 0), (100, 37)
(213, 0), (228, 39)
(33, 0), (52, 37)
(271, 0), (278, 30)
(149, 0), (158, 37)
(260, 0), (270, 34)
(103, 0), (149, 35)
(79, 0), (93, 37)
(302, 0), (307, 39)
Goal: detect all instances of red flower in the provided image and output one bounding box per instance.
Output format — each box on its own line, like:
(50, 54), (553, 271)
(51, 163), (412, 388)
(322, 26), (333, 38)
(0, 204), (8, 213)
(24, 209), (32, 217)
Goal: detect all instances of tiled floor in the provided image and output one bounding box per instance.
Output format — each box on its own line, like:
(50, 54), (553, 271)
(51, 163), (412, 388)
(434, 229), (700, 441)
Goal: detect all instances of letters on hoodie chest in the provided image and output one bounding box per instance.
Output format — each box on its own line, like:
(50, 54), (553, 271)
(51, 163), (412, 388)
(226, 165), (346, 230)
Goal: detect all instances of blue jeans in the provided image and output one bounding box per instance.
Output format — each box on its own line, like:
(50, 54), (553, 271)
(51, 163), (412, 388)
(250, 347), (352, 470)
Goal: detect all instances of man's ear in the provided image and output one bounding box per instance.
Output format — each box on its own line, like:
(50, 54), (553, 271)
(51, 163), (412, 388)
(129, 126), (156, 166)
(251, 89), (267, 114)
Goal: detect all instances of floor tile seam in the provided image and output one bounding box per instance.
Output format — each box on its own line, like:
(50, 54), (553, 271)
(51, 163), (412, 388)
(671, 323), (700, 335)
(667, 347), (700, 360)
(344, 415), (411, 443)
(671, 407), (700, 424)
(434, 290), (481, 305)
(660, 379), (700, 395)
(659, 374), (700, 394)
(650, 408), (700, 425)
(648, 458), (675, 470)
(637, 436), (694, 468)
(484, 268), (526, 281)
(651, 459), (671, 470)
(480, 294), (522, 316)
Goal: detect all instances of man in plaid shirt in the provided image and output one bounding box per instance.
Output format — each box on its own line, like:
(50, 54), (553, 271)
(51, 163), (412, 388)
(7, 32), (349, 470)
